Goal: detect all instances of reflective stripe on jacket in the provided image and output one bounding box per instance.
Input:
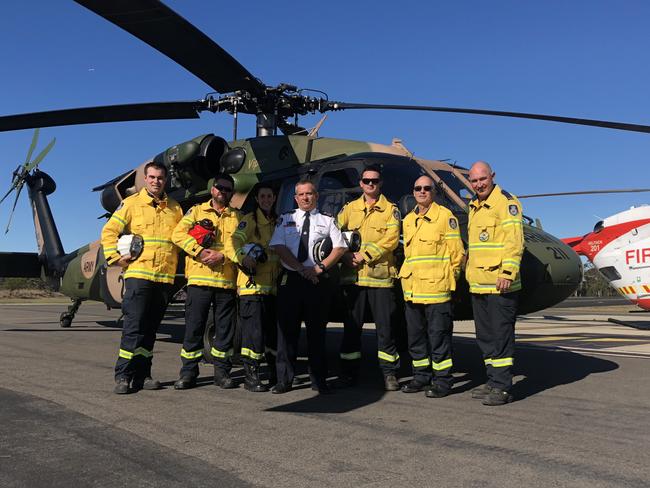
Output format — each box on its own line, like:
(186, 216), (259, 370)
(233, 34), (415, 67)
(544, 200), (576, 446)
(399, 204), (464, 304)
(232, 208), (279, 296)
(466, 185), (524, 294)
(171, 201), (241, 288)
(337, 194), (400, 288)
(100, 188), (182, 284)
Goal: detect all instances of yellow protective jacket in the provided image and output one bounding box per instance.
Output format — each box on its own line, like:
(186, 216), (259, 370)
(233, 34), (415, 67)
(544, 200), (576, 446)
(171, 201), (241, 289)
(232, 208), (280, 296)
(466, 184), (524, 294)
(337, 194), (400, 288)
(399, 204), (465, 304)
(101, 188), (182, 284)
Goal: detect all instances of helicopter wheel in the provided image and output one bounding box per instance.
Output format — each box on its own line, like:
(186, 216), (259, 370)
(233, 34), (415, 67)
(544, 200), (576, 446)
(202, 304), (242, 366)
(59, 313), (72, 328)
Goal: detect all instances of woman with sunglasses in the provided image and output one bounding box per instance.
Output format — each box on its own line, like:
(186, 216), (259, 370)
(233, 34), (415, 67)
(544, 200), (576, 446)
(399, 175), (465, 398)
(232, 183), (280, 391)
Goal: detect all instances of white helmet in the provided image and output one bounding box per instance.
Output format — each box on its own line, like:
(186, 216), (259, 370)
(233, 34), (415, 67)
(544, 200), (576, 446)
(116, 234), (144, 259)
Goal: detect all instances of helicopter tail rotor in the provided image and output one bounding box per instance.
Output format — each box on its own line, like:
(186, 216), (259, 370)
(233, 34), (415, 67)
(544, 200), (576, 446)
(0, 129), (56, 233)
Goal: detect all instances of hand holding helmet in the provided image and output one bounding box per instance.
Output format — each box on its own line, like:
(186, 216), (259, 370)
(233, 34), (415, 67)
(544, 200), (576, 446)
(115, 234), (144, 265)
(238, 243), (268, 287)
(188, 218), (216, 248)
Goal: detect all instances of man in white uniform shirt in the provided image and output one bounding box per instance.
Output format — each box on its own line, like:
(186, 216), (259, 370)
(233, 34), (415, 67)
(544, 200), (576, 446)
(269, 179), (347, 394)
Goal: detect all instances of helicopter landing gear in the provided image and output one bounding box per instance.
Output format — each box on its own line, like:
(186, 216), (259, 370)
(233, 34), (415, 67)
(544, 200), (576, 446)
(60, 298), (82, 328)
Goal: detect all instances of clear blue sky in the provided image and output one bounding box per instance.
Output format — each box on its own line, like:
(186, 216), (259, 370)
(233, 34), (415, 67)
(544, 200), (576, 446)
(1, 0), (650, 253)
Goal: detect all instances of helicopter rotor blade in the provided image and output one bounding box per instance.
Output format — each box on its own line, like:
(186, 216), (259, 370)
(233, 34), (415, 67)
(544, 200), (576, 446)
(4, 182), (25, 234)
(74, 0), (265, 96)
(24, 128), (40, 166)
(0, 181), (19, 205)
(0, 101), (203, 132)
(26, 138), (56, 172)
(518, 188), (650, 199)
(326, 102), (650, 134)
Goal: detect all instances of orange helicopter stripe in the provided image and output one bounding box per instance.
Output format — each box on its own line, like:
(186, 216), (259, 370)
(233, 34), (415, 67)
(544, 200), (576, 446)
(643, 285), (650, 294)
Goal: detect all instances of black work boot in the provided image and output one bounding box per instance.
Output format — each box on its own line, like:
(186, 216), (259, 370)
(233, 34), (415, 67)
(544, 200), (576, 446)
(401, 379), (428, 393)
(174, 375), (196, 390)
(132, 376), (162, 391)
(243, 362), (269, 392)
(471, 384), (493, 399)
(384, 374), (400, 391)
(425, 383), (450, 398)
(214, 366), (236, 389)
(113, 377), (130, 395)
(482, 388), (513, 406)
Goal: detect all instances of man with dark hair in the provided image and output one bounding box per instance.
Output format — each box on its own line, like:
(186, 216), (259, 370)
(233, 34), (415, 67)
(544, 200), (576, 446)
(101, 162), (182, 394)
(466, 161), (524, 406)
(269, 179), (347, 394)
(336, 165), (402, 391)
(171, 173), (241, 390)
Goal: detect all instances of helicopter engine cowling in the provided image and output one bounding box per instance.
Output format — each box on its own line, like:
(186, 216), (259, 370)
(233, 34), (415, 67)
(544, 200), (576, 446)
(100, 186), (122, 214)
(153, 134), (229, 191)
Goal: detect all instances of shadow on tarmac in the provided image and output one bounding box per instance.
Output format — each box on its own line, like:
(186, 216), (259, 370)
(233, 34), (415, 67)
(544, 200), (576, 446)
(89, 316), (618, 411)
(266, 330), (619, 414)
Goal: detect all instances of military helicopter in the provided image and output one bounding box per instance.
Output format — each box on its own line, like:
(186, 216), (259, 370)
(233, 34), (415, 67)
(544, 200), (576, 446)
(2, 0), (650, 335)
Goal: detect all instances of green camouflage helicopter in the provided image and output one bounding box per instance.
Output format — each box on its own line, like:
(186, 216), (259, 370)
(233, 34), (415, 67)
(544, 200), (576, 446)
(2, 0), (650, 335)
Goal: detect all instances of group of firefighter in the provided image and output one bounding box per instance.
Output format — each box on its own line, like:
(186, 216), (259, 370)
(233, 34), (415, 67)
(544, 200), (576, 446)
(101, 158), (524, 406)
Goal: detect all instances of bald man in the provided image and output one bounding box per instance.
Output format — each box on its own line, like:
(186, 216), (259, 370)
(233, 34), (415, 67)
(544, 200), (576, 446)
(399, 175), (464, 396)
(466, 161), (524, 406)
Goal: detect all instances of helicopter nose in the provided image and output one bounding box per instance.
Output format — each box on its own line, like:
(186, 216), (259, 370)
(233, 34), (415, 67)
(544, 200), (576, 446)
(519, 233), (583, 313)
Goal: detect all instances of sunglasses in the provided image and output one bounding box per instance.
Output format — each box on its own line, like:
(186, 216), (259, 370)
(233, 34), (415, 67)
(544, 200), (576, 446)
(413, 185), (433, 192)
(361, 178), (381, 185)
(214, 184), (233, 193)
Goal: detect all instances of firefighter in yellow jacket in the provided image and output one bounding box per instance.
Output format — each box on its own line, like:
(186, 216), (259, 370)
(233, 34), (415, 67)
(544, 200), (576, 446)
(336, 165), (402, 391)
(101, 162), (182, 394)
(232, 184), (280, 392)
(399, 175), (464, 397)
(171, 173), (241, 390)
(466, 161), (524, 406)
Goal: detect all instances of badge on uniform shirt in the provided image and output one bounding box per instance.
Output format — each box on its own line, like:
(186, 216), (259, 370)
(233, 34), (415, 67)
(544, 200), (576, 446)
(449, 218), (458, 229)
(509, 204), (519, 216)
(479, 230), (489, 242)
(393, 208), (401, 221)
(237, 221), (247, 230)
(276, 217), (283, 227)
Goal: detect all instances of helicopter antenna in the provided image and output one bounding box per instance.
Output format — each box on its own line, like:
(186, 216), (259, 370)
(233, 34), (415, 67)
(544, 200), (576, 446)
(308, 115), (328, 137)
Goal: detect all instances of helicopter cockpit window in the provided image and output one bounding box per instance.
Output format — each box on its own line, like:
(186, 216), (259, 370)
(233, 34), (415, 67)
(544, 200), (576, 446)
(379, 162), (455, 213)
(317, 168), (361, 216)
(593, 220), (604, 233)
(431, 169), (470, 212)
(318, 168), (359, 191)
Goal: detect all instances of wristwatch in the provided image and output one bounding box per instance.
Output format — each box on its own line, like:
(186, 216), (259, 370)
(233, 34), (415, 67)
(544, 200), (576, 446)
(317, 263), (326, 272)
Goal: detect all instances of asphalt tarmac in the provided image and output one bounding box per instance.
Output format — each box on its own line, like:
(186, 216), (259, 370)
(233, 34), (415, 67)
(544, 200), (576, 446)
(0, 299), (649, 487)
